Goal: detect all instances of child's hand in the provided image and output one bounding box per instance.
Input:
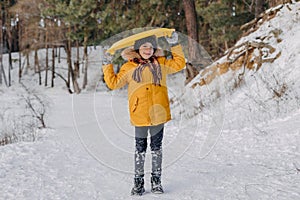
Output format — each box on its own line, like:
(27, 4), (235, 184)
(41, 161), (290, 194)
(166, 32), (179, 46)
(103, 52), (113, 65)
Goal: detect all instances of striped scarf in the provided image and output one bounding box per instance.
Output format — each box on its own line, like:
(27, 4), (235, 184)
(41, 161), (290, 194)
(132, 57), (162, 86)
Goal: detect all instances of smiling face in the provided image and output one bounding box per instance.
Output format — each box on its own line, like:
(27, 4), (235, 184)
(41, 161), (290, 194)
(139, 42), (154, 59)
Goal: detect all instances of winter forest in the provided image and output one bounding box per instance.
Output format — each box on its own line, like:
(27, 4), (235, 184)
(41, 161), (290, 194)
(0, 0), (293, 91)
(1, 0), (300, 199)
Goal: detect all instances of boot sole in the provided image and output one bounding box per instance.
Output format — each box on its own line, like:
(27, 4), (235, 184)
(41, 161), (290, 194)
(151, 191), (164, 194)
(151, 189), (164, 194)
(131, 188), (145, 196)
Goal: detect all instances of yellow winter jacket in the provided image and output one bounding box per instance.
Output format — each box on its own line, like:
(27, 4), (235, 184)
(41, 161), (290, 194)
(102, 45), (185, 126)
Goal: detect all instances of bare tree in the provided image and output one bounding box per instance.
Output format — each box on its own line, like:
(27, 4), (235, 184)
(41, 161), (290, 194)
(0, 18), (8, 86)
(82, 30), (89, 89)
(51, 45), (55, 87)
(45, 28), (49, 86)
(6, 23), (13, 86)
(17, 19), (22, 83)
(20, 82), (48, 128)
(0, 18), (3, 85)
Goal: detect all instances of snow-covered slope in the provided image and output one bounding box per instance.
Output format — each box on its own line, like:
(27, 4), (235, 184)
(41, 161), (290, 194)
(176, 1), (300, 130)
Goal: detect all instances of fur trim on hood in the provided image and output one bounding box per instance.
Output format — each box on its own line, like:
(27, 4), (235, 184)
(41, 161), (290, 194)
(121, 46), (164, 61)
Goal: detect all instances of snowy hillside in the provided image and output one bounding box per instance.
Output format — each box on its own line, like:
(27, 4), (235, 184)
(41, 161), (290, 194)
(1, 1), (300, 200)
(176, 2), (300, 129)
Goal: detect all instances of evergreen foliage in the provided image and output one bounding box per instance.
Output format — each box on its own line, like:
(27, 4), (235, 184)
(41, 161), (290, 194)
(97, 0), (185, 42)
(43, 0), (101, 45)
(2, 0), (288, 89)
(196, 0), (254, 58)
(5, 0), (259, 59)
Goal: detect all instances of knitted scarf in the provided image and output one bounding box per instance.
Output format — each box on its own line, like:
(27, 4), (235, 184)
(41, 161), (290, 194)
(132, 57), (162, 86)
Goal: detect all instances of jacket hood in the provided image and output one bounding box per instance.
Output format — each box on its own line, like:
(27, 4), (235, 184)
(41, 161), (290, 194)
(121, 46), (164, 61)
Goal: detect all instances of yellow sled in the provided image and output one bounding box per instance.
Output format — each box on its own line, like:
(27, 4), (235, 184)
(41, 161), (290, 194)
(106, 28), (175, 55)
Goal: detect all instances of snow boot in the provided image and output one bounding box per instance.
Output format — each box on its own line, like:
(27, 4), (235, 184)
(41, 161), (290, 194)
(151, 149), (162, 177)
(134, 151), (146, 177)
(131, 177), (145, 196)
(131, 151), (146, 195)
(151, 149), (164, 194)
(151, 175), (164, 194)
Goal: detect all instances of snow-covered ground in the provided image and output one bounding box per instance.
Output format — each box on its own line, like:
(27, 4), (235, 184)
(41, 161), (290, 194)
(1, 90), (299, 199)
(1, 2), (300, 199)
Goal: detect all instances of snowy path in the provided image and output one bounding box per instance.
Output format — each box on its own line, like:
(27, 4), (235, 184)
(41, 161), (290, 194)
(1, 91), (300, 200)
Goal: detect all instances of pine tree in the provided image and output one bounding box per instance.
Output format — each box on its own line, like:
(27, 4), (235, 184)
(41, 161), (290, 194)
(196, 0), (254, 59)
(97, 0), (185, 41)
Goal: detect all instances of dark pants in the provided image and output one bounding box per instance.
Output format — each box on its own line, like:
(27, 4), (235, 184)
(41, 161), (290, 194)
(134, 124), (164, 177)
(135, 124), (164, 153)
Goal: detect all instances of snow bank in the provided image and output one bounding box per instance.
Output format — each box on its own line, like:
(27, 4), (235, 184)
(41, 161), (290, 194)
(175, 1), (300, 131)
(0, 83), (51, 144)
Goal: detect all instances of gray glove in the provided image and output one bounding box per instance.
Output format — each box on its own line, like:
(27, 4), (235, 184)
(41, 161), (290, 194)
(102, 46), (113, 65)
(166, 31), (179, 46)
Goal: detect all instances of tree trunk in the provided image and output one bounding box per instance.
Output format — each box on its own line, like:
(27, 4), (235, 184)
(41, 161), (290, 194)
(0, 19), (4, 85)
(34, 49), (42, 85)
(183, 0), (198, 42)
(18, 21), (22, 83)
(7, 28), (13, 87)
(0, 24), (7, 85)
(18, 51), (22, 83)
(82, 33), (88, 89)
(45, 30), (48, 87)
(183, 0), (212, 70)
(51, 46), (55, 87)
(17, 21), (22, 83)
(58, 47), (61, 63)
(184, 62), (199, 85)
(24, 52), (30, 74)
(8, 51), (12, 86)
(0, 62), (7, 86)
(66, 37), (80, 94)
(0, 55), (2, 84)
(255, 0), (265, 18)
(75, 40), (80, 78)
(183, 0), (199, 65)
(223, 28), (228, 50)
